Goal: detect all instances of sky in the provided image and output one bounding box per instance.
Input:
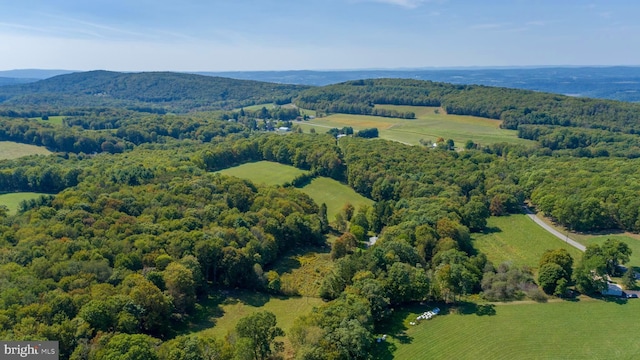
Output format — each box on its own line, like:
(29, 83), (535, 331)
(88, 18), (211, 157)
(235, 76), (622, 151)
(0, 0), (639, 71)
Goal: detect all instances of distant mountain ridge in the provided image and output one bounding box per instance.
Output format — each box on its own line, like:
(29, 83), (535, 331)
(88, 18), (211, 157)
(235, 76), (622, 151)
(0, 71), (309, 113)
(2, 66), (640, 102)
(198, 67), (640, 102)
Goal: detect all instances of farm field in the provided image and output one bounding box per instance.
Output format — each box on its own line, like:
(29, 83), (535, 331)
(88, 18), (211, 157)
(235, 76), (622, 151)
(381, 299), (640, 360)
(29, 115), (65, 125)
(194, 291), (323, 356)
(0, 141), (51, 159)
(298, 105), (533, 147)
(0, 192), (49, 214)
(216, 161), (308, 186)
(298, 177), (373, 220)
(236, 103), (277, 111)
(472, 215), (583, 270)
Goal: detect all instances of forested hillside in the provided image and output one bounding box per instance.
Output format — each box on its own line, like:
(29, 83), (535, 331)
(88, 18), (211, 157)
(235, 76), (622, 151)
(0, 71), (309, 114)
(0, 72), (640, 359)
(296, 79), (640, 133)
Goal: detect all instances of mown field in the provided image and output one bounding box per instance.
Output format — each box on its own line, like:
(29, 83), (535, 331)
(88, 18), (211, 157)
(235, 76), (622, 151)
(574, 234), (640, 268)
(380, 299), (640, 360)
(298, 177), (373, 220)
(531, 213), (640, 268)
(0, 192), (49, 214)
(216, 161), (308, 186)
(0, 141), (51, 160)
(217, 161), (373, 220)
(27, 115), (66, 125)
(472, 215), (583, 270)
(297, 105), (533, 147)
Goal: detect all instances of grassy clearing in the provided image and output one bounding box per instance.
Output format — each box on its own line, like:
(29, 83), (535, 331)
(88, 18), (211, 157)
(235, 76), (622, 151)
(0, 192), (49, 214)
(235, 103), (277, 112)
(0, 141), (51, 160)
(379, 299), (640, 360)
(28, 115), (65, 125)
(299, 177), (373, 220)
(530, 213), (640, 268)
(299, 105), (532, 147)
(473, 215), (582, 269)
(573, 234), (640, 268)
(216, 162), (373, 220)
(194, 291), (323, 357)
(216, 161), (308, 186)
(269, 247), (333, 297)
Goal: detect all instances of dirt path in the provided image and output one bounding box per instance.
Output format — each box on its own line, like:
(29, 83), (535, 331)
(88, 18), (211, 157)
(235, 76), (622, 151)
(522, 206), (586, 252)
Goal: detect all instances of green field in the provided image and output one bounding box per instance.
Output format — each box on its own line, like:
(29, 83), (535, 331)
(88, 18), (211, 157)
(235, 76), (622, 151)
(382, 299), (640, 359)
(298, 177), (373, 220)
(236, 103), (277, 112)
(575, 234), (640, 268)
(0, 192), (50, 214)
(216, 161), (309, 186)
(270, 247), (333, 297)
(194, 291), (323, 357)
(529, 213), (640, 268)
(217, 161), (373, 220)
(0, 141), (52, 160)
(298, 105), (533, 147)
(473, 215), (583, 269)
(28, 115), (65, 125)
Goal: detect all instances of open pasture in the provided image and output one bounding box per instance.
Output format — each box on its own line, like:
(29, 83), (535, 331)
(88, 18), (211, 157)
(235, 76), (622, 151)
(216, 161), (308, 186)
(0, 141), (51, 159)
(0, 192), (50, 214)
(299, 105), (533, 147)
(472, 214), (582, 269)
(27, 115), (65, 125)
(572, 233), (640, 268)
(382, 299), (640, 360)
(235, 103), (277, 111)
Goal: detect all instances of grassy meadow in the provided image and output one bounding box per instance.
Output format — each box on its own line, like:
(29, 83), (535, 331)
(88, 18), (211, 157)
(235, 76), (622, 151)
(298, 177), (373, 220)
(269, 246), (333, 297)
(30, 115), (65, 125)
(217, 161), (373, 220)
(472, 214), (583, 270)
(193, 291), (323, 357)
(216, 161), (308, 186)
(298, 105), (533, 147)
(0, 141), (52, 160)
(0, 192), (49, 214)
(573, 233), (640, 268)
(381, 299), (640, 360)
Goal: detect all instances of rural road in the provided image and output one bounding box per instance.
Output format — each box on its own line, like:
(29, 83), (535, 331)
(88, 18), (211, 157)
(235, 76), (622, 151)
(522, 206), (586, 252)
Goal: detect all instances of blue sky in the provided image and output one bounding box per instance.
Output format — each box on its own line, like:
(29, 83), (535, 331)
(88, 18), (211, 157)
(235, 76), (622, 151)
(0, 0), (638, 71)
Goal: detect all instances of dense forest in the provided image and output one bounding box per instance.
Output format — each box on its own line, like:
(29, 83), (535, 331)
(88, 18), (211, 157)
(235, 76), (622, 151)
(0, 71), (309, 114)
(0, 72), (639, 359)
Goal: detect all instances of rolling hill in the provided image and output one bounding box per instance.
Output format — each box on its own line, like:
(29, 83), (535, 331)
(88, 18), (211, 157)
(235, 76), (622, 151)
(0, 71), (310, 113)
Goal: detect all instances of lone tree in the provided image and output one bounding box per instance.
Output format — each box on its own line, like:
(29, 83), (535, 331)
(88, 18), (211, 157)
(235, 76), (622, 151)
(235, 311), (284, 360)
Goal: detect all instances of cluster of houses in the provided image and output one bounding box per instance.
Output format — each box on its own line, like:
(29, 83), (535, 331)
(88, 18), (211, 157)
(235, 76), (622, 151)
(409, 307), (440, 326)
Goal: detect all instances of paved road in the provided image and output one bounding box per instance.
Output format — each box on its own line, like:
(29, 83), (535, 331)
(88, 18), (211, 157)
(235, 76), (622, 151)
(522, 206), (586, 252)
